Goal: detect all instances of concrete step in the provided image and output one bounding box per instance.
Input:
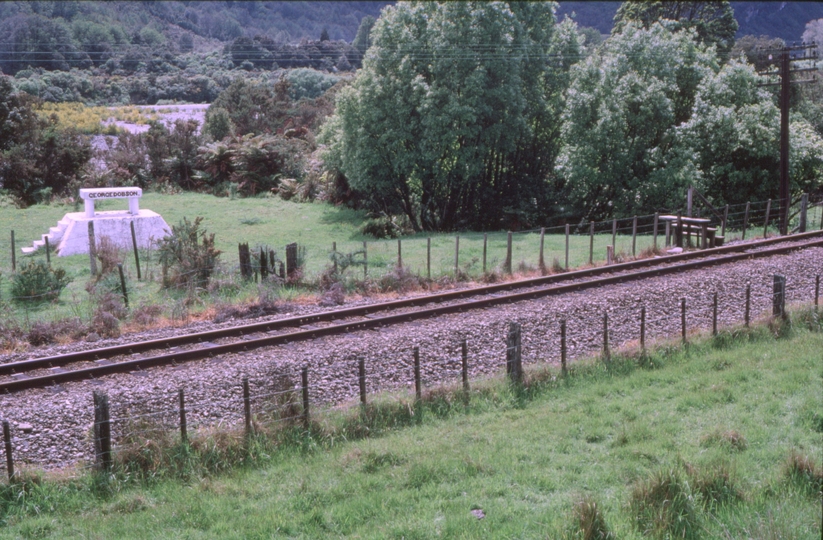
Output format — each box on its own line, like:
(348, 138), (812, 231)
(20, 246), (37, 254)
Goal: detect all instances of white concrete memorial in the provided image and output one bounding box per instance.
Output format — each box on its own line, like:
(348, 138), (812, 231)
(22, 187), (171, 256)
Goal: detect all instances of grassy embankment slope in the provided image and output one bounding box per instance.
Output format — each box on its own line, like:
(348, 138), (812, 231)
(0, 320), (820, 538)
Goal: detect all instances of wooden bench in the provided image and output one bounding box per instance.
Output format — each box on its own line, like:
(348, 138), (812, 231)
(659, 215), (723, 249)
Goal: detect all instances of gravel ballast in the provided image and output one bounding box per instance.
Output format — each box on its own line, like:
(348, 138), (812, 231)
(0, 247), (820, 471)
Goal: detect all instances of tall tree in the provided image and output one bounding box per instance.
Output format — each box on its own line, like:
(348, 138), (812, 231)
(557, 22), (717, 220)
(322, 1), (580, 231)
(613, 1), (738, 58)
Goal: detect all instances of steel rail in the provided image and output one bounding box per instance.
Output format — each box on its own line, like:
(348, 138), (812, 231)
(1, 233), (821, 393)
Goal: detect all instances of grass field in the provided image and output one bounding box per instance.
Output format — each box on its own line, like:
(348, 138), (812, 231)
(0, 320), (820, 538)
(0, 193), (819, 327)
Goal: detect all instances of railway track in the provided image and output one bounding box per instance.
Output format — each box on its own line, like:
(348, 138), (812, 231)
(2, 231), (821, 394)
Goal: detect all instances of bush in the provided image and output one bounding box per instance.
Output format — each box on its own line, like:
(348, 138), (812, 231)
(157, 217), (221, 289)
(11, 261), (72, 303)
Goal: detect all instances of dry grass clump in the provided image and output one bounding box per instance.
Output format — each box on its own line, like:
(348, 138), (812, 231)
(571, 495), (614, 540)
(629, 468), (699, 539)
(684, 461), (743, 509)
(699, 428), (748, 452)
(784, 450), (823, 494)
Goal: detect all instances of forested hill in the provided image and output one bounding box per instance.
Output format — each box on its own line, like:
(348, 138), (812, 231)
(0, 1), (819, 47)
(0, 1), (391, 43)
(559, 2), (823, 43)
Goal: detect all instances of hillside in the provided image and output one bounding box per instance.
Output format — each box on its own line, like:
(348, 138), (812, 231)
(559, 2), (823, 43)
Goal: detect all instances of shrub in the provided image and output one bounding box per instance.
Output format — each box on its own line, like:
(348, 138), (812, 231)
(95, 235), (124, 276)
(11, 261), (72, 303)
(157, 217), (221, 289)
(131, 304), (162, 327)
(26, 318), (87, 346)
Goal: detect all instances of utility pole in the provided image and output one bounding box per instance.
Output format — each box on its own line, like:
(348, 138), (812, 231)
(757, 43), (818, 235)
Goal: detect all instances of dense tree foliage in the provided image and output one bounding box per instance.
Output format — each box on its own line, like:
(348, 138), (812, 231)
(0, 76), (91, 206)
(558, 22), (822, 220)
(323, 1), (581, 231)
(613, 1), (738, 58)
(558, 23), (717, 220)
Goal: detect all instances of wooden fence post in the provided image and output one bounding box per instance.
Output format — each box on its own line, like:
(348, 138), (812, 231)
(130, 221), (141, 280)
(482, 234), (487, 275)
(611, 219), (617, 251)
(589, 221), (595, 265)
(3, 420), (13, 482)
(505, 232), (513, 274)
(538, 228), (545, 273)
(653, 213), (659, 251)
(397, 238), (402, 268)
(332, 242), (337, 274)
(712, 292), (718, 336)
(93, 391), (112, 473)
(745, 284), (751, 327)
(742, 202), (750, 240)
(427, 238), (431, 280)
(285, 243), (298, 279)
(564, 224), (570, 270)
(763, 199), (772, 238)
(461, 339), (469, 393)
(178, 389), (187, 443)
(606, 245), (614, 265)
(676, 212), (683, 248)
(506, 322), (522, 384)
(358, 358), (367, 405)
(815, 275), (820, 309)
(44, 236), (50, 266)
(88, 221), (98, 276)
(799, 193), (808, 233)
(363, 241), (368, 279)
(301, 367), (310, 429)
(259, 247), (268, 280)
(238, 243), (251, 280)
(10, 230), (15, 272)
(773, 274), (786, 319)
(722, 205), (729, 238)
(632, 216), (638, 256)
(681, 298), (687, 343)
(665, 221), (671, 247)
(560, 319), (567, 376)
(602, 312), (610, 362)
(117, 263), (128, 308)
(454, 236), (459, 279)
(413, 347), (421, 401)
(640, 306), (646, 352)
(243, 377), (252, 436)
(687, 186), (693, 217)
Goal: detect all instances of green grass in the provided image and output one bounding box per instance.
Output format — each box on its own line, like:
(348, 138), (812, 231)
(0, 194), (663, 326)
(0, 321), (820, 538)
(0, 193), (818, 327)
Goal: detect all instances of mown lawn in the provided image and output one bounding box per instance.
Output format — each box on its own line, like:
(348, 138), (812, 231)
(1, 324), (820, 539)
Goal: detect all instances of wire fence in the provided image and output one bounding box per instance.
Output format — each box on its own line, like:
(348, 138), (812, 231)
(0, 195), (819, 333)
(0, 272), (818, 480)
